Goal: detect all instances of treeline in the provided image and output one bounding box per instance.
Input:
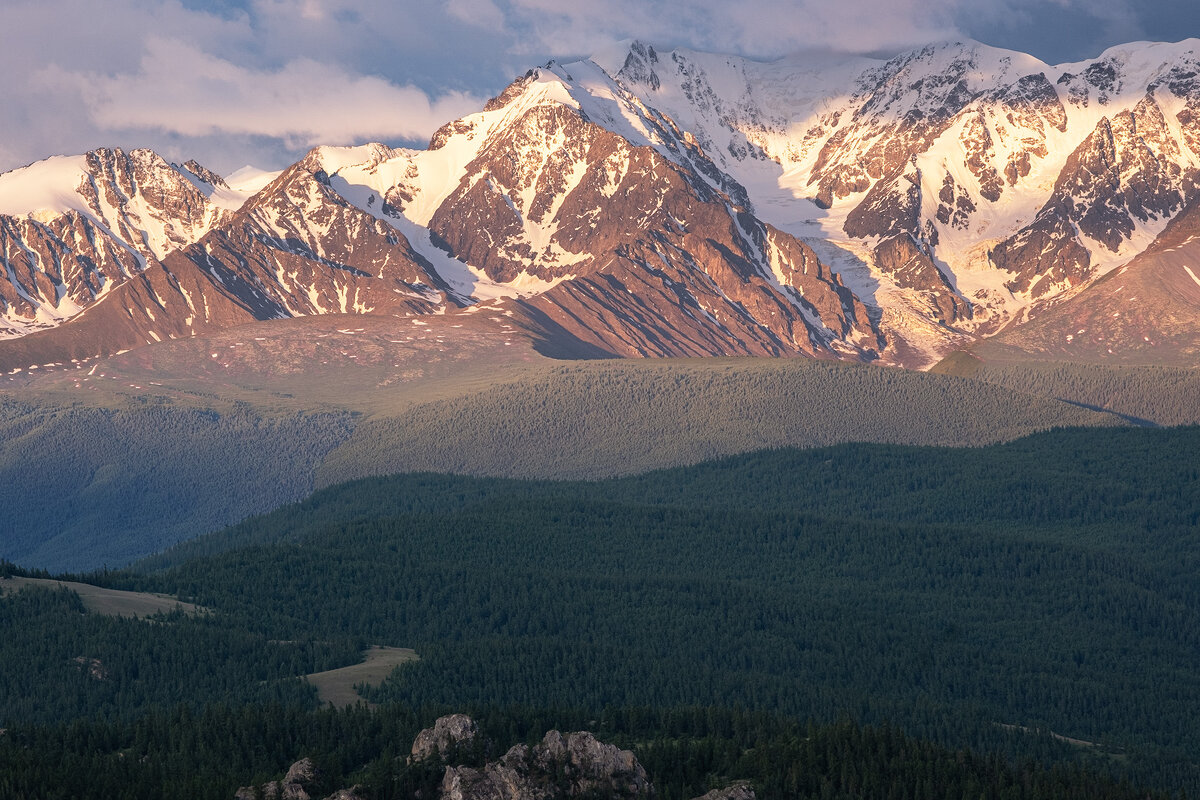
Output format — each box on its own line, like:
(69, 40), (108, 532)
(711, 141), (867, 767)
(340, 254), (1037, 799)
(0, 703), (1173, 800)
(8, 358), (1198, 574)
(957, 361), (1200, 426)
(7, 426), (1200, 789)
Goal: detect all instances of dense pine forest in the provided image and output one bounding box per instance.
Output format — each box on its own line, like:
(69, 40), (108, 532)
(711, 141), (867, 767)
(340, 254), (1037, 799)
(3, 425), (1199, 796)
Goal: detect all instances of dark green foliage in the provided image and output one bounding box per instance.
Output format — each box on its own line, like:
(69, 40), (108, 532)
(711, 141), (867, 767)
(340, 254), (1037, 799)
(962, 362), (1200, 426)
(0, 585), (358, 721)
(5, 425), (1200, 793)
(91, 426), (1200, 790)
(0, 397), (354, 571)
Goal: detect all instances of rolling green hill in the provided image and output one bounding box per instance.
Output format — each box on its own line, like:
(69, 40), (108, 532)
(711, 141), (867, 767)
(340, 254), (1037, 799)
(930, 355), (1200, 427)
(314, 358), (1127, 484)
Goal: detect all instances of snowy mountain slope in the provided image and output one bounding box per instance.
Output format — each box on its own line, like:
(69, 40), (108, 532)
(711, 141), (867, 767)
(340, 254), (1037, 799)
(170, 151), (454, 322)
(2, 38), (1199, 370)
(975, 192), (1200, 366)
(0, 148), (258, 337)
(299, 64), (880, 358)
(602, 39), (1200, 362)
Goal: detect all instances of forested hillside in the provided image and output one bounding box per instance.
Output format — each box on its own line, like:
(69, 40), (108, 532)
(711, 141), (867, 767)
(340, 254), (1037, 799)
(2, 426), (1196, 794)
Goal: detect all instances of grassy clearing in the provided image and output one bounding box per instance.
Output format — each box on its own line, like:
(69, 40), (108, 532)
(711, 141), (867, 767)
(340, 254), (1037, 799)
(304, 646), (419, 708)
(0, 576), (204, 618)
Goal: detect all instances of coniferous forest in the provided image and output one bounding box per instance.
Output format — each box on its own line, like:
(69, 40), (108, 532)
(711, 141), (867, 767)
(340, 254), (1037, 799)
(2, 425), (1199, 797)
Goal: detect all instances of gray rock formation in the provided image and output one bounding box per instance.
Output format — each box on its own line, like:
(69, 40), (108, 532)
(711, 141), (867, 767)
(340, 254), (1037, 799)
(234, 757), (324, 800)
(441, 729), (651, 800)
(411, 713), (479, 763)
(237, 715), (753, 800)
(690, 784), (755, 800)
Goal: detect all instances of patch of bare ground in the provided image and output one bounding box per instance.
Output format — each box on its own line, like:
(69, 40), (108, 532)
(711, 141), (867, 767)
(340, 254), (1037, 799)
(0, 576), (205, 618)
(304, 645), (419, 708)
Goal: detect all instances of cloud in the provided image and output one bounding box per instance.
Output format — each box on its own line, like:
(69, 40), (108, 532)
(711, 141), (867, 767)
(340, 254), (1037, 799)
(447, 0), (507, 29)
(44, 37), (484, 147)
(492, 0), (1172, 62)
(0, 0), (503, 173)
(502, 0), (963, 58)
(0, 0), (1194, 176)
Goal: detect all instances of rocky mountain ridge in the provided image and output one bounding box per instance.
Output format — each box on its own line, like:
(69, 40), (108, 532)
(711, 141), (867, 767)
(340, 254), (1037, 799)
(2, 38), (1198, 370)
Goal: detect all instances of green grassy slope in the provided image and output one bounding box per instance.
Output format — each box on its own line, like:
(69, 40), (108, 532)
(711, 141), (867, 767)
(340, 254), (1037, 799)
(930, 356), (1200, 426)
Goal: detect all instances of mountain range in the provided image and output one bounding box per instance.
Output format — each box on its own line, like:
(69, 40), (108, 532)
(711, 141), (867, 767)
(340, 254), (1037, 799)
(2, 38), (1200, 371)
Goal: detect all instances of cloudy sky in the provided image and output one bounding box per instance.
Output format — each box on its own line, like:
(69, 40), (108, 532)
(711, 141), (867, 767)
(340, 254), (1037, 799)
(2, 0), (1197, 176)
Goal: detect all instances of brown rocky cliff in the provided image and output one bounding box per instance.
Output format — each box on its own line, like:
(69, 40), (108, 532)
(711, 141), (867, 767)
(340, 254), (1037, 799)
(0, 147), (234, 336)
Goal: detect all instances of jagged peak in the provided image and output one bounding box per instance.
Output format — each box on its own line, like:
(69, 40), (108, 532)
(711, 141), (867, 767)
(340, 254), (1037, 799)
(180, 160), (227, 190)
(0, 146), (241, 220)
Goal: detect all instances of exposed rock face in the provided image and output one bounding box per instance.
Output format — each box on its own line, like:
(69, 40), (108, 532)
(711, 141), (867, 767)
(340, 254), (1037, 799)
(174, 159), (450, 321)
(992, 92), (1197, 298)
(606, 38), (1200, 362)
(0, 211), (145, 330)
(426, 69), (880, 359)
(240, 717), (755, 800)
(441, 730), (651, 800)
(412, 714), (479, 763)
(985, 193), (1200, 366)
(0, 253), (264, 373)
(873, 234), (970, 325)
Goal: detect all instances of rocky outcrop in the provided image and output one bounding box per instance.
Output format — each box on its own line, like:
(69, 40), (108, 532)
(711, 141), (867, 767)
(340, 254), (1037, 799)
(441, 729), (651, 800)
(690, 785), (755, 800)
(412, 713), (479, 763)
(241, 715), (756, 800)
(234, 757), (357, 800)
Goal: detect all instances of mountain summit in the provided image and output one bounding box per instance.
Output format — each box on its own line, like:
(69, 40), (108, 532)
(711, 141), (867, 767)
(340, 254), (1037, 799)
(3, 38), (1199, 371)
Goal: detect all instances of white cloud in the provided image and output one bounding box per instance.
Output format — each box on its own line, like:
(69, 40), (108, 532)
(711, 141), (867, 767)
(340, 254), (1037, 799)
(0, 0), (1190, 176)
(44, 37), (484, 146)
(502, 0), (963, 58)
(447, 0), (507, 29)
